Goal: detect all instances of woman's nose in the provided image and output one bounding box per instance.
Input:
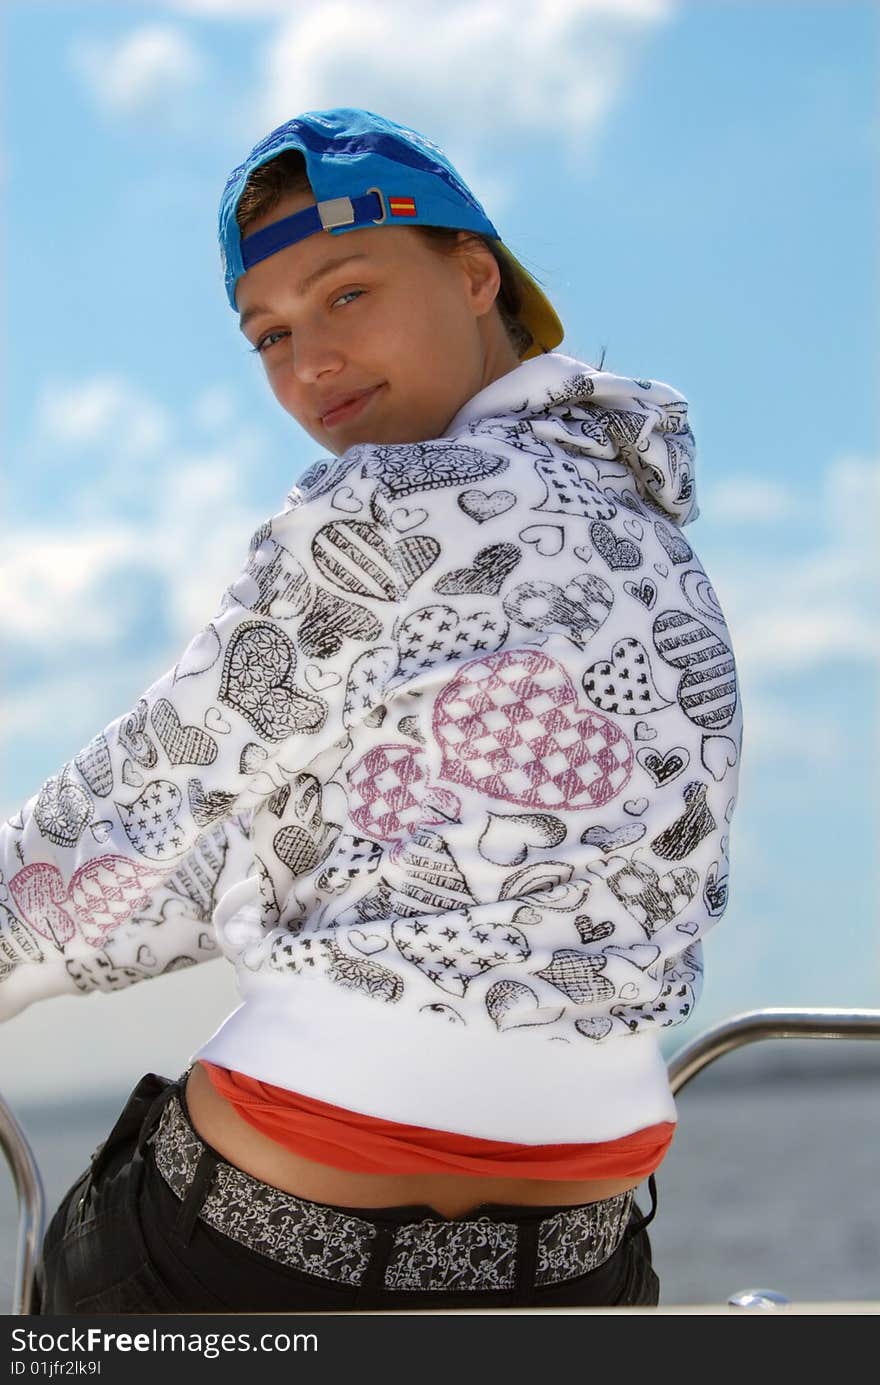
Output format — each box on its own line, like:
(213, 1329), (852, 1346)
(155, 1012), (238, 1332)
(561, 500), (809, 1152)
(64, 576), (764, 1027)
(290, 332), (345, 383)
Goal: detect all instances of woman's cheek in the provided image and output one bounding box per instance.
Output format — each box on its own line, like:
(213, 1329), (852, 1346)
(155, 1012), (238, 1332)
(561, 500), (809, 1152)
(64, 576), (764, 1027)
(268, 370), (303, 421)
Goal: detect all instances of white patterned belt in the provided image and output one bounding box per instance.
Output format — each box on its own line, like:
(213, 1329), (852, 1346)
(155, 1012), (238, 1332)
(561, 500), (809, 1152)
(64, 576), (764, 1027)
(148, 1094), (635, 1293)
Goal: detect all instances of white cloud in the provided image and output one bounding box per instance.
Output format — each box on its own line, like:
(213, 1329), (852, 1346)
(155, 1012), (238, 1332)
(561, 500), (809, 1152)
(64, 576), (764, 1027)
(171, 0), (670, 20)
(70, 24), (204, 116)
(826, 453), (880, 536)
(2, 378), (274, 658)
(191, 386), (239, 432)
(703, 476), (800, 524)
(734, 607), (877, 673)
(37, 376), (170, 459)
(735, 679), (847, 770)
(709, 454), (880, 678)
(0, 661), (162, 761)
(257, 2), (673, 148)
(169, 0), (303, 12)
(0, 465), (255, 653)
(0, 532), (136, 644)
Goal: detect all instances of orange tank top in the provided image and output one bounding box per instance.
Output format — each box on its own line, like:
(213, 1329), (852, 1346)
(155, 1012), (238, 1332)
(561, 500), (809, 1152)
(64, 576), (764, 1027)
(199, 1061), (674, 1180)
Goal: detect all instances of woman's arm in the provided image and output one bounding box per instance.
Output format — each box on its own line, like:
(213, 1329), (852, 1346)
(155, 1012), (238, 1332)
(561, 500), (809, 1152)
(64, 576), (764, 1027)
(0, 455), (377, 1021)
(0, 812), (254, 1020)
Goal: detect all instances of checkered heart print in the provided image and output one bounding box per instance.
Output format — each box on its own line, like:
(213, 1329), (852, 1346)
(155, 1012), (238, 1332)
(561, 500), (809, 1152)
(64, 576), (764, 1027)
(433, 649), (634, 809)
(347, 744), (461, 841)
(9, 855), (163, 949)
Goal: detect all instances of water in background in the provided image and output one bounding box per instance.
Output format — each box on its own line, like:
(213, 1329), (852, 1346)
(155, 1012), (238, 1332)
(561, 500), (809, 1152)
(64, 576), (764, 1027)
(3, 1042), (879, 1311)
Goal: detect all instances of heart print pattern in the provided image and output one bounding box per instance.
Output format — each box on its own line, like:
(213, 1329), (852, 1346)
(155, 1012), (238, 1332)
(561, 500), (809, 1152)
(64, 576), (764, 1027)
(1, 354), (739, 1069)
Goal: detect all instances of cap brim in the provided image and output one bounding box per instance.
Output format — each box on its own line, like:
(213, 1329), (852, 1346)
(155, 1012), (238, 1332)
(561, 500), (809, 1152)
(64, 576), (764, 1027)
(494, 242), (564, 360)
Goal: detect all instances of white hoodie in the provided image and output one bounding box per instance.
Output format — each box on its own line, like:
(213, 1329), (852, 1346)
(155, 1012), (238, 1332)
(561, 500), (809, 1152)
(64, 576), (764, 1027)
(0, 353), (741, 1144)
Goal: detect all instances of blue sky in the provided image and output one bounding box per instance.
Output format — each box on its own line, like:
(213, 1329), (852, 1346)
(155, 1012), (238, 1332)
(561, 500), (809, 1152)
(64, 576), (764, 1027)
(1, 1), (878, 1101)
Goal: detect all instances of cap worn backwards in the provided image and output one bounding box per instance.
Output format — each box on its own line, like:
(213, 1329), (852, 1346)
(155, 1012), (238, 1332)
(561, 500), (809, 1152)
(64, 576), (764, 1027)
(218, 107), (563, 361)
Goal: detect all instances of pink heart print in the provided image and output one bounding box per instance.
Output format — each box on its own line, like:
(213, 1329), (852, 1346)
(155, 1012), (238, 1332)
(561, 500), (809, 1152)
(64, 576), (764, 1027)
(347, 743), (462, 841)
(9, 855), (164, 949)
(433, 649), (634, 809)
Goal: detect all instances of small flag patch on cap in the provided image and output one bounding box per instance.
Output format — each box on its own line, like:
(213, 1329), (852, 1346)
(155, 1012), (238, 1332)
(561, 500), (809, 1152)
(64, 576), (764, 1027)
(389, 196), (417, 217)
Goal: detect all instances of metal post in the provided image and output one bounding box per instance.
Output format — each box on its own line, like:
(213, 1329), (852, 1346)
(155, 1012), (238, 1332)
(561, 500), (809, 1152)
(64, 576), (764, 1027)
(0, 1093), (45, 1315)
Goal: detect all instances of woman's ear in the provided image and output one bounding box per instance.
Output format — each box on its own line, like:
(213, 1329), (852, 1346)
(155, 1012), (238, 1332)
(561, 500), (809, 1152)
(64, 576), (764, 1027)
(456, 235), (502, 319)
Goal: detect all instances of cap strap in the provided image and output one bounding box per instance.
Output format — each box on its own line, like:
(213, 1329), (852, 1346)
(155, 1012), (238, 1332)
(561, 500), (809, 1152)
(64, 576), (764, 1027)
(241, 190), (384, 271)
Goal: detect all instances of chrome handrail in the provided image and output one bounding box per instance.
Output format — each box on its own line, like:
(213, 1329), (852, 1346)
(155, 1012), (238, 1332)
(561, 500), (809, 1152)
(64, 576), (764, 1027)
(667, 1006), (880, 1095)
(0, 1092), (45, 1315)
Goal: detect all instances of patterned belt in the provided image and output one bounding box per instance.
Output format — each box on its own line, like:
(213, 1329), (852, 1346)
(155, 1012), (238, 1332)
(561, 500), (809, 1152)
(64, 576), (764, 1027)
(148, 1094), (635, 1293)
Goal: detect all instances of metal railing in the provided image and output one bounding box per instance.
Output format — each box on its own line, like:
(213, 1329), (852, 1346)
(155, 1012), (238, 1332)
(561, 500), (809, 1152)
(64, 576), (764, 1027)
(0, 1094), (45, 1315)
(666, 1006), (880, 1095)
(3, 1005), (880, 1314)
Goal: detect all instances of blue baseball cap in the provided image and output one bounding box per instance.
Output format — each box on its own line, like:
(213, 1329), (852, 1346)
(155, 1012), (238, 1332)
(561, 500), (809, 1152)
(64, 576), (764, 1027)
(218, 107), (563, 361)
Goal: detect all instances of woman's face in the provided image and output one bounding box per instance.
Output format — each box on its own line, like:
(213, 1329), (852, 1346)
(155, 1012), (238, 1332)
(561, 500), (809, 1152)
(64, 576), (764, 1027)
(235, 190), (520, 455)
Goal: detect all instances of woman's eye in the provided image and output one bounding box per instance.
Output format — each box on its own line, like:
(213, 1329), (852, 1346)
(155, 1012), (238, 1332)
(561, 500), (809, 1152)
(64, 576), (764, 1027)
(251, 291), (363, 355)
(251, 330), (289, 355)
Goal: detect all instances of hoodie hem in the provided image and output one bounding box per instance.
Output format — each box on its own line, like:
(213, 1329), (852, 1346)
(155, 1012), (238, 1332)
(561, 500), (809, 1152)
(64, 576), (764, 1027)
(190, 974), (677, 1145)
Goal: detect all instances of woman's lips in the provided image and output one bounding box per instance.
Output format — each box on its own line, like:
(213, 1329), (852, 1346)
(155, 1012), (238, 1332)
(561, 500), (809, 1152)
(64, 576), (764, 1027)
(321, 384), (384, 428)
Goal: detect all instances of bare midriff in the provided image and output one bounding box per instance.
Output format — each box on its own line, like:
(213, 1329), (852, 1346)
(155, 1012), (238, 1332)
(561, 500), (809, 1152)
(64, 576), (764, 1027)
(183, 1061), (643, 1220)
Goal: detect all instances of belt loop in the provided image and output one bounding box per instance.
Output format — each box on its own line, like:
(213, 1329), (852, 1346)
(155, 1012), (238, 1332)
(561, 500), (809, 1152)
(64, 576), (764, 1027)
(512, 1215), (541, 1306)
(352, 1224), (396, 1309)
(624, 1174), (658, 1241)
(136, 1078), (184, 1160)
(172, 1146), (220, 1248)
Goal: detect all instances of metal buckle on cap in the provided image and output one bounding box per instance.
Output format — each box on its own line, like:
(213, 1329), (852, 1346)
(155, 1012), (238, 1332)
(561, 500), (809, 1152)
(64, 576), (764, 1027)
(317, 196), (356, 230)
(367, 187), (388, 225)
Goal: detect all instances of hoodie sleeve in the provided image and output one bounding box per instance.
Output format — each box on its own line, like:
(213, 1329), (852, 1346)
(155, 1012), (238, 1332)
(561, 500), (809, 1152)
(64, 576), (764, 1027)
(0, 813), (255, 1021)
(0, 458), (379, 1023)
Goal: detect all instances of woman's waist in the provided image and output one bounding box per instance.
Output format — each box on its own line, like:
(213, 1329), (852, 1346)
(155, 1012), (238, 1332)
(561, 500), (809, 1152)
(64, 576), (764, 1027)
(183, 1062), (648, 1218)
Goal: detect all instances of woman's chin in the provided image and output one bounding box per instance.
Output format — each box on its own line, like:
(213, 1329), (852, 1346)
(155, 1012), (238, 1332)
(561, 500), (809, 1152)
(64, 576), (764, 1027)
(306, 407), (435, 454)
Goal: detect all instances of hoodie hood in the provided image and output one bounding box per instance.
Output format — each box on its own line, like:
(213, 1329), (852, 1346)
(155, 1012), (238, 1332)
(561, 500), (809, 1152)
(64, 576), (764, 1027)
(446, 352), (699, 527)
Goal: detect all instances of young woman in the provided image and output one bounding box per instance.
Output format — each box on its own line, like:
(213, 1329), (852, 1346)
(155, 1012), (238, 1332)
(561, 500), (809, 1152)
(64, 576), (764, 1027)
(3, 108), (742, 1313)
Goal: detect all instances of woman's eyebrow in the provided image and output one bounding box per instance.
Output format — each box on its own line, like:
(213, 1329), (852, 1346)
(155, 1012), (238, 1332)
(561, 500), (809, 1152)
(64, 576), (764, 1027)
(239, 253), (371, 331)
